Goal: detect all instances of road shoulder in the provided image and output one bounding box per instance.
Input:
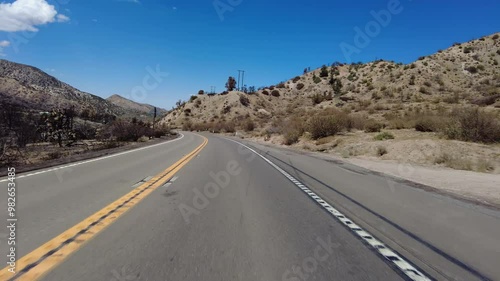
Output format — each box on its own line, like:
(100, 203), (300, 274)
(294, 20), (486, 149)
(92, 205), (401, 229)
(236, 136), (500, 210)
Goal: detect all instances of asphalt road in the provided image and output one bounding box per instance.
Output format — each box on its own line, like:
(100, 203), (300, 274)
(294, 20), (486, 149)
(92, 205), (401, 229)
(0, 132), (499, 281)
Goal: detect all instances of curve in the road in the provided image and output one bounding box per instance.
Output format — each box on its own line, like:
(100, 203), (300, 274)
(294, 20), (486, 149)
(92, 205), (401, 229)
(0, 135), (207, 281)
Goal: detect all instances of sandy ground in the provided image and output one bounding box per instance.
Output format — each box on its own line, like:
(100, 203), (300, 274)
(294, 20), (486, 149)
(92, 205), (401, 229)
(242, 131), (500, 209)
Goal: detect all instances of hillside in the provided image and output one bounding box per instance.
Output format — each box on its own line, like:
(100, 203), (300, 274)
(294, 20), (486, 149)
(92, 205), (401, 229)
(106, 94), (167, 118)
(0, 59), (128, 118)
(161, 32), (500, 129)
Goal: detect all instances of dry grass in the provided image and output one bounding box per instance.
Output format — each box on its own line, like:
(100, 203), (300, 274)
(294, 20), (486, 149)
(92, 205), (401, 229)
(434, 152), (474, 171)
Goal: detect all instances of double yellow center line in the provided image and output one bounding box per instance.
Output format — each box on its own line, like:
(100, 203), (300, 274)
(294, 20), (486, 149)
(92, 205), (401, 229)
(0, 136), (208, 281)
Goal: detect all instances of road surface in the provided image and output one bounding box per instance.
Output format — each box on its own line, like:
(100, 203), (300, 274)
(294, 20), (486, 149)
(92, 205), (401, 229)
(0, 132), (499, 281)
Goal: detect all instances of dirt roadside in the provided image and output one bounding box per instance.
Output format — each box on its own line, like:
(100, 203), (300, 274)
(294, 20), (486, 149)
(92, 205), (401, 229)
(0, 134), (180, 177)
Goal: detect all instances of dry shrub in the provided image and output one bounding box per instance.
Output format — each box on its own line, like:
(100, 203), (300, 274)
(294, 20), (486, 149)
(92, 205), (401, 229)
(348, 114), (367, 131)
(239, 95), (250, 107)
(434, 152), (473, 171)
(376, 146), (388, 156)
(271, 90), (281, 97)
(308, 109), (350, 139)
(182, 120), (193, 131)
(471, 94), (500, 106)
(364, 120), (383, 133)
(414, 115), (446, 132)
(476, 158), (495, 173)
(281, 116), (305, 145)
(388, 118), (413, 130)
(103, 119), (154, 141)
(242, 119), (255, 132)
(297, 83), (305, 90)
(46, 151), (62, 160)
(221, 121), (236, 133)
(444, 107), (500, 143)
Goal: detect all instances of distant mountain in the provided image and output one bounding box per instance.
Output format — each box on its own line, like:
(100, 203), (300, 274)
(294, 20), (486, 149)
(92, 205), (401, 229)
(0, 59), (166, 121)
(0, 59), (125, 116)
(106, 94), (167, 118)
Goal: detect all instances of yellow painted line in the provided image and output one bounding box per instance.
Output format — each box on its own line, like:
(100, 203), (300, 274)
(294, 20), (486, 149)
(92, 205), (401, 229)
(0, 136), (208, 281)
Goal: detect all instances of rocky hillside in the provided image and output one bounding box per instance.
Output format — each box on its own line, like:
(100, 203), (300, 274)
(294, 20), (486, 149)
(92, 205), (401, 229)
(0, 59), (164, 121)
(106, 94), (167, 118)
(161, 32), (500, 129)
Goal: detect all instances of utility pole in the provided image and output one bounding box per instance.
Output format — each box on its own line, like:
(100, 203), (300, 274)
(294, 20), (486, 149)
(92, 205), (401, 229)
(237, 70), (244, 91)
(241, 70), (245, 93)
(153, 107), (157, 130)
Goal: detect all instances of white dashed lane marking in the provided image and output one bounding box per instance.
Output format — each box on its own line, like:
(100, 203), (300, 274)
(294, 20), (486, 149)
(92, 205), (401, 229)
(226, 138), (432, 281)
(0, 134), (185, 183)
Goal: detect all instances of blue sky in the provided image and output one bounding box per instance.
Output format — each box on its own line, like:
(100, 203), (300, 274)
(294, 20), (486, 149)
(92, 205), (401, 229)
(0, 0), (499, 109)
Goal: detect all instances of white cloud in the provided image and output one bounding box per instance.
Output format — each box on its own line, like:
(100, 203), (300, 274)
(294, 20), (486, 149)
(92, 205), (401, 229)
(0, 0), (70, 32)
(0, 40), (10, 56)
(0, 40), (10, 47)
(56, 14), (70, 23)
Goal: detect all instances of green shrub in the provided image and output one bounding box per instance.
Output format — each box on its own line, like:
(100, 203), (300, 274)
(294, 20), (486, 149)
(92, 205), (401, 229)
(374, 132), (395, 141)
(313, 75), (322, 84)
(319, 65), (329, 77)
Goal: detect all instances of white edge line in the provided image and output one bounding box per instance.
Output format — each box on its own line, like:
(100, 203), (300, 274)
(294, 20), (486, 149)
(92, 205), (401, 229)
(225, 138), (432, 281)
(0, 134), (185, 183)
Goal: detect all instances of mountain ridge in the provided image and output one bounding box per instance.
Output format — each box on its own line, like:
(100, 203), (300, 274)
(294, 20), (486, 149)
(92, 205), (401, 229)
(0, 59), (164, 121)
(160, 32), (500, 129)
